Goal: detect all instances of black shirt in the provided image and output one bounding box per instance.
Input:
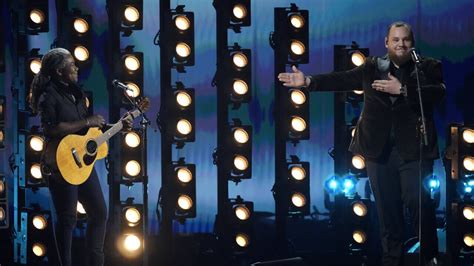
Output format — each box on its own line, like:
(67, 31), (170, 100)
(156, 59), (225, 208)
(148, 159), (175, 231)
(38, 80), (89, 140)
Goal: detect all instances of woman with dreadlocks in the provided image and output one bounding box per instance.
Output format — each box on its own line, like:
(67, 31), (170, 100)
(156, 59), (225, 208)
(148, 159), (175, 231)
(29, 48), (131, 266)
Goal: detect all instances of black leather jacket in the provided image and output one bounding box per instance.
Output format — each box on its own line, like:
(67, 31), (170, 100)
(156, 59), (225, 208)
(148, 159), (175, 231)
(308, 55), (445, 160)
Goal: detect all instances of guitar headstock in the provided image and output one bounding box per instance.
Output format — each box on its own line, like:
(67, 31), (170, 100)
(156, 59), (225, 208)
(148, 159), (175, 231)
(137, 97), (150, 113)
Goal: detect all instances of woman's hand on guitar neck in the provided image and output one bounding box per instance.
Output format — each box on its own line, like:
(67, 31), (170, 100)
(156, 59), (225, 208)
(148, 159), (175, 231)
(86, 115), (106, 128)
(121, 113), (133, 130)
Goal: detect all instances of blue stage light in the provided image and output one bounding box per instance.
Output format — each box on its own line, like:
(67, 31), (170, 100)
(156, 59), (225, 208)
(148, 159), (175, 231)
(324, 176), (340, 194)
(341, 175), (358, 195)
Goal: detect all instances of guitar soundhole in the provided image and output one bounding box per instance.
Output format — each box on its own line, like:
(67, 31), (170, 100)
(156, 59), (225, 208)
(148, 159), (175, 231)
(86, 139), (98, 156)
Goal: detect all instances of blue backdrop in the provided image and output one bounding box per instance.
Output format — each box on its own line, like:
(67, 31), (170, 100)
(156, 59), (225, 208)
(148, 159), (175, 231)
(1, 0), (474, 236)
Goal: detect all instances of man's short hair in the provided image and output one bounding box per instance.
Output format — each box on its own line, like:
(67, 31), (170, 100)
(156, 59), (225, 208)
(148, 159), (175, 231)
(386, 21), (415, 45)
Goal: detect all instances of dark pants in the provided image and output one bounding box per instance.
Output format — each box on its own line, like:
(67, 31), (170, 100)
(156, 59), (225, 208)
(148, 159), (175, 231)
(48, 169), (107, 266)
(366, 146), (438, 266)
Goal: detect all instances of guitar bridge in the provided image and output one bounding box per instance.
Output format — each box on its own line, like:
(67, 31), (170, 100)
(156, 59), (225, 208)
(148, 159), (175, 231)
(71, 148), (83, 168)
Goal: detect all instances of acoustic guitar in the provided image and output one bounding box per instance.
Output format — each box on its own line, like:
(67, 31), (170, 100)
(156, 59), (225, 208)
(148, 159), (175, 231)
(44, 98), (149, 185)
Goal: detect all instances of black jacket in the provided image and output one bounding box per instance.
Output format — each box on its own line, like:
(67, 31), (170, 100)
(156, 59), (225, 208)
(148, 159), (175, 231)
(308, 55), (445, 160)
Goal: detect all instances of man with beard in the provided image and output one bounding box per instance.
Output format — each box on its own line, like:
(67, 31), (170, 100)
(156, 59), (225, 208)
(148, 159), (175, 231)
(278, 21), (444, 266)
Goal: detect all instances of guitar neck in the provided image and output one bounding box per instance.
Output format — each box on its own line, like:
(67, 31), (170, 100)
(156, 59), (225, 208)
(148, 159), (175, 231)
(94, 108), (142, 146)
(96, 122), (123, 146)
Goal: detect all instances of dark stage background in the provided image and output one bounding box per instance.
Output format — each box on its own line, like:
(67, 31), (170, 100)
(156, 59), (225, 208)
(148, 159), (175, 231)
(1, 0), (474, 264)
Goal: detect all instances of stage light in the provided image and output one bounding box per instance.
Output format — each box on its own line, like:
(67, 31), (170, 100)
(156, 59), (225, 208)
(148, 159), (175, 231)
(118, 199), (144, 258)
(324, 176), (340, 194)
(463, 129), (474, 144)
(126, 83), (140, 98)
(177, 195), (193, 210)
(125, 132), (140, 148)
(30, 163), (42, 180)
(290, 165), (306, 181)
(32, 243), (47, 257)
(175, 43), (191, 58)
(228, 123), (252, 179)
(125, 160), (141, 177)
(174, 15), (190, 31)
(0, 176), (7, 228)
(234, 155), (249, 171)
(124, 55), (140, 71)
(77, 201), (86, 215)
(176, 91), (192, 108)
(235, 205), (251, 221)
(170, 7), (194, 69)
(73, 46), (89, 62)
(0, 130), (3, 149)
(27, 0), (49, 33)
(290, 116), (306, 132)
(225, 45), (252, 103)
(351, 51), (366, 67)
(30, 10), (45, 24)
(426, 175), (440, 192)
(233, 127), (249, 144)
(233, 80), (249, 96)
(0, 207), (5, 222)
(286, 87), (310, 141)
(73, 18), (89, 33)
(121, 129), (144, 183)
(124, 6), (140, 23)
(275, 5), (308, 64)
(23, 210), (53, 263)
(232, 52), (248, 68)
(29, 135), (44, 152)
(226, 197), (254, 251)
(353, 89), (364, 95)
(464, 234), (474, 247)
(177, 167), (193, 183)
(290, 40), (305, 56)
(120, 1), (143, 32)
(119, 47), (143, 106)
(67, 12), (92, 66)
(463, 206), (474, 220)
(171, 161), (196, 218)
(228, 0), (251, 28)
(124, 207), (141, 226)
(291, 192), (306, 207)
(123, 234), (141, 251)
(235, 233), (250, 248)
(170, 84), (195, 145)
(29, 58), (42, 74)
(352, 154), (366, 170)
(177, 119), (192, 136)
(32, 215), (47, 230)
(352, 201), (368, 217)
(0, 180), (4, 195)
(334, 43), (370, 71)
(353, 230), (367, 244)
(463, 156), (474, 171)
(290, 89), (306, 105)
(342, 175), (358, 195)
(289, 14), (305, 29)
(232, 4), (247, 20)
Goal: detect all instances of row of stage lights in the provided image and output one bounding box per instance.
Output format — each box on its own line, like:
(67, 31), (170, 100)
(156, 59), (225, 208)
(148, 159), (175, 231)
(273, 4), (312, 217)
(447, 125), (474, 253)
(213, 0), (254, 254)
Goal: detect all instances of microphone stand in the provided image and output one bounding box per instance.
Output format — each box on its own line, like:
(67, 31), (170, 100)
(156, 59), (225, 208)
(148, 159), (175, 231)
(413, 53), (427, 266)
(116, 83), (151, 266)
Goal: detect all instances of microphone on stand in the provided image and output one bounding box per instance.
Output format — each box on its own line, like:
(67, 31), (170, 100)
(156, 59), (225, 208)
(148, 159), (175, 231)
(409, 48), (421, 64)
(112, 79), (130, 92)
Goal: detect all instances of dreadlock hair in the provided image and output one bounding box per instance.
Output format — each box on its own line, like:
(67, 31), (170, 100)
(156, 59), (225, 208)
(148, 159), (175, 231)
(29, 48), (71, 114)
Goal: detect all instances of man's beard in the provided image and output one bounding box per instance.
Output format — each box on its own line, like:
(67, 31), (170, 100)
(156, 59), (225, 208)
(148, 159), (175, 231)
(389, 51), (411, 66)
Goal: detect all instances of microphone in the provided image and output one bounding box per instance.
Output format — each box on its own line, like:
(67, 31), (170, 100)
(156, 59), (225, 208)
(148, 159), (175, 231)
(409, 48), (420, 64)
(112, 79), (130, 92)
